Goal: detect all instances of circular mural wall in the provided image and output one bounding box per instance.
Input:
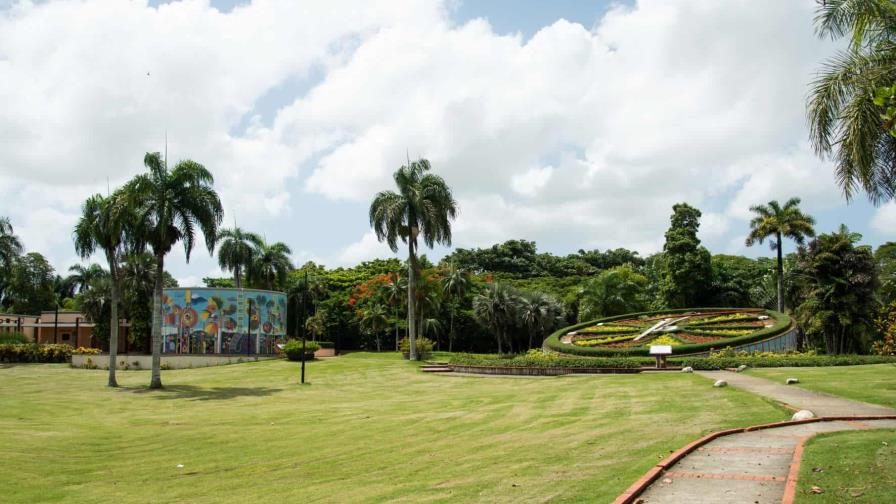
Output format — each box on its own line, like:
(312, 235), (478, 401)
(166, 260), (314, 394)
(544, 307), (795, 357)
(161, 288), (287, 355)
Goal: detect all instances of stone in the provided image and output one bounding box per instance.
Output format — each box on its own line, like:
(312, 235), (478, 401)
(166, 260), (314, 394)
(736, 364), (748, 372)
(792, 409), (815, 421)
(713, 380), (727, 388)
(681, 366), (693, 373)
(786, 378), (799, 385)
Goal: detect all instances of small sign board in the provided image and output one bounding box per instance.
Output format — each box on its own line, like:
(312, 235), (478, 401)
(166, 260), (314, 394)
(649, 345), (672, 356)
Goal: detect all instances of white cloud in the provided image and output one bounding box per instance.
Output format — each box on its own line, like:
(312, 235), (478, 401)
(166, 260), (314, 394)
(872, 201), (896, 236)
(0, 0), (876, 276)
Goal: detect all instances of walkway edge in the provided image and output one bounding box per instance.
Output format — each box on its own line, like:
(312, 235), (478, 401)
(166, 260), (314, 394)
(611, 415), (896, 504)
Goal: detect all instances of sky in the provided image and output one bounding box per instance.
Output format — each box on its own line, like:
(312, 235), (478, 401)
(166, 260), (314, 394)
(1, 0), (894, 287)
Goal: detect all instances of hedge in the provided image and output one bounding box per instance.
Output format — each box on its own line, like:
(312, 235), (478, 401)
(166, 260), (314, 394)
(283, 340), (320, 361)
(317, 341), (335, 349)
(449, 352), (896, 371)
(543, 307), (792, 357)
(0, 343), (72, 363)
(0, 332), (29, 345)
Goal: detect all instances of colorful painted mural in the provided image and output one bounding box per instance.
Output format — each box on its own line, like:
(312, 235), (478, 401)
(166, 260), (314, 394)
(161, 288), (287, 355)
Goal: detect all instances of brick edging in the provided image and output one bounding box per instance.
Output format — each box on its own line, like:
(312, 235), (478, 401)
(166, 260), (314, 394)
(612, 414), (896, 504)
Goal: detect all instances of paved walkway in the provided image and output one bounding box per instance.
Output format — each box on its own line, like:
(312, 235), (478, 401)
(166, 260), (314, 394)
(631, 371), (896, 504)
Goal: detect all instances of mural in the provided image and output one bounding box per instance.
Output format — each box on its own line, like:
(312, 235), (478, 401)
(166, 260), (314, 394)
(161, 288), (287, 355)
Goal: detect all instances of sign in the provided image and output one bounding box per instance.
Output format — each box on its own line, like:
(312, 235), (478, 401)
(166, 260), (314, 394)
(649, 345), (672, 356)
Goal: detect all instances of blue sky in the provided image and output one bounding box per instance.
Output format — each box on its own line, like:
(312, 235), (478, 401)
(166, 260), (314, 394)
(1, 0), (892, 286)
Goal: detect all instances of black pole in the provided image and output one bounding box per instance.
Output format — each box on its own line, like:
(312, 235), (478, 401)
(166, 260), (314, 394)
(53, 304), (59, 344)
(300, 269), (307, 384)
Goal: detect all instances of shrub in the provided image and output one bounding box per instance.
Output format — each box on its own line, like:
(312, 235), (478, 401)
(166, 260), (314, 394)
(399, 337), (434, 357)
(317, 341), (335, 349)
(283, 339), (320, 361)
(449, 351), (650, 369)
(0, 332), (29, 345)
(72, 347), (101, 355)
(672, 352), (896, 370)
(0, 343), (72, 363)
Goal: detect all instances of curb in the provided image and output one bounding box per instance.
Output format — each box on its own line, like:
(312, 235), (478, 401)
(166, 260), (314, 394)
(612, 414), (896, 504)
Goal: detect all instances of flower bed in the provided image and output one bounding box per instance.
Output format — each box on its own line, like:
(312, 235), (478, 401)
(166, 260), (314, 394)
(545, 307), (793, 357)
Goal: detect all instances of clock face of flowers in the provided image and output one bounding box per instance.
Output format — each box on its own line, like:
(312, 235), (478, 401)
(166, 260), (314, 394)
(561, 309), (775, 349)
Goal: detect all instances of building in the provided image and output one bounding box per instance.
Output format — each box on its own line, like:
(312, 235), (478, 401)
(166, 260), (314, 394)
(0, 311), (129, 350)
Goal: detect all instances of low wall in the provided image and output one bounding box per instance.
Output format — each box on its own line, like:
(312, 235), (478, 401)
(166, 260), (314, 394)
(71, 354), (279, 370)
(450, 364), (644, 376)
(315, 348), (336, 358)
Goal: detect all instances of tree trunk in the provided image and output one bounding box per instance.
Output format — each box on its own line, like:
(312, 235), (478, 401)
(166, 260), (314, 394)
(394, 305), (400, 351)
(496, 326), (503, 354)
(776, 232), (784, 313)
(149, 253), (164, 389)
(234, 264), (241, 289)
(528, 328), (534, 351)
(107, 256), (120, 388)
(407, 240), (418, 360)
(448, 308), (454, 353)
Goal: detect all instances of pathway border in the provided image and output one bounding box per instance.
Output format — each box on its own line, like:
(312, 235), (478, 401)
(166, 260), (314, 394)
(612, 415), (896, 504)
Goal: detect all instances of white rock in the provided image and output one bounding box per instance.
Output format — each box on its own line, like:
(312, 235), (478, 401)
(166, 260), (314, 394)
(736, 364), (748, 372)
(176, 464), (184, 468)
(786, 378), (799, 385)
(714, 380), (728, 388)
(681, 366), (694, 373)
(791, 410), (815, 421)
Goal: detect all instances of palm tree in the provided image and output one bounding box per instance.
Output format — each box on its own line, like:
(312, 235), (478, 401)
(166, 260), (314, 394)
(473, 282), (519, 354)
(305, 310), (327, 341)
(369, 159), (457, 360)
(382, 272), (406, 351)
(360, 302), (389, 351)
(217, 227), (263, 288)
(0, 217), (23, 269)
(250, 239), (293, 291)
(808, 0), (896, 202)
(124, 152), (223, 389)
(518, 292), (549, 351)
(746, 198), (816, 313)
(67, 263), (108, 294)
(441, 262), (469, 352)
(73, 193), (131, 387)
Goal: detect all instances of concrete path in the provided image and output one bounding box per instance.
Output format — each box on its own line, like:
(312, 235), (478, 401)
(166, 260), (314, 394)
(631, 372), (896, 503)
(696, 370), (896, 416)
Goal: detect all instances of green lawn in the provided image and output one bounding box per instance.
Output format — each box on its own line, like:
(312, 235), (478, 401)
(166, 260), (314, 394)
(0, 353), (788, 503)
(795, 429), (896, 503)
(750, 364), (896, 409)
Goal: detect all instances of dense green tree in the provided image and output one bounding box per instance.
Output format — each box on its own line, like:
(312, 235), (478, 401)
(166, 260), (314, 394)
(707, 255), (773, 307)
(382, 272), (406, 350)
(124, 152), (223, 389)
(66, 263), (107, 294)
(369, 159), (457, 360)
(217, 227), (263, 288)
(808, 0), (896, 202)
(579, 264), (649, 320)
(745, 198), (816, 312)
(441, 262), (471, 352)
(875, 241), (896, 304)
(359, 302), (389, 351)
(249, 239), (293, 291)
(792, 225), (879, 354)
(517, 290), (564, 350)
(658, 203), (712, 308)
(121, 252), (176, 353)
(7, 252), (56, 314)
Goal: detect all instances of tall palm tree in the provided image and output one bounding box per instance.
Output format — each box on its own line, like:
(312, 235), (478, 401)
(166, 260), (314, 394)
(124, 152), (222, 389)
(217, 227), (263, 288)
(0, 217), (23, 270)
(746, 198), (816, 313)
(442, 262), (469, 353)
(73, 193), (131, 387)
(250, 239), (293, 291)
(369, 159), (457, 360)
(808, 0), (896, 202)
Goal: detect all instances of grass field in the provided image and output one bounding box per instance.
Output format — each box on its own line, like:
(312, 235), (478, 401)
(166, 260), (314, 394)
(795, 428), (896, 503)
(750, 364), (896, 409)
(0, 353), (788, 503)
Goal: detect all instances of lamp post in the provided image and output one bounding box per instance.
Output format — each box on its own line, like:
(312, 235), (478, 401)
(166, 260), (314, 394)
(300, 269), (307, 384)
(246, 298), (252, 357)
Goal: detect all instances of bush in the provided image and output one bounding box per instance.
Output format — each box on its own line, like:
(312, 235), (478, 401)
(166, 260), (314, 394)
(0, 343), (72, 363)
(317, 341), (335, 349)
(672, 352), (896, 370)
(399, 336), (434, 357)
(283, 339), (320, 361)
(0, 332), (29, 345)
(449, 350), (650, 369)
(72, 347), (101, 355)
